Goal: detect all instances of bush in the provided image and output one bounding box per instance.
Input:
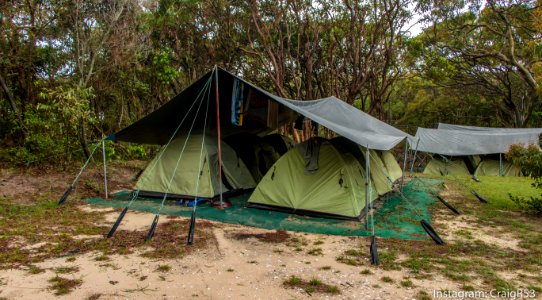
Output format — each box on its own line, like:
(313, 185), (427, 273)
(507, 144), (542, 215)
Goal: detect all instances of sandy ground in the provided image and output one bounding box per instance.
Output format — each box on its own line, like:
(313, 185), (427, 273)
(0, 206), (465, 300)
(0, 165), (537, 299)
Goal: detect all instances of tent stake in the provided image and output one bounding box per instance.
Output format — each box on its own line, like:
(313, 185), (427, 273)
(370, 235), (379, 265)
(435, 194), (460, 215)
(145, 214), (160, 242)
(187, 210), (197, 245)
(420, 219), (444, 244)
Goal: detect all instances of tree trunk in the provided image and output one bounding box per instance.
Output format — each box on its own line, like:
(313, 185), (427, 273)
(0, 72), (27, 140)
(78, 118), (91, 159)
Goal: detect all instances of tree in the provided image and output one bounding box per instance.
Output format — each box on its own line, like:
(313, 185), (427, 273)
(415, 0), (542, 127)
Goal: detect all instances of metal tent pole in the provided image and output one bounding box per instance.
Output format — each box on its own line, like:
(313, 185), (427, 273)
(365, 145), (371, 229)
(214, 66), (223, 207)
(102, 139), (108, 200)
(499, 153), (504, 176)
(409, 139), (420, 176)
(401, 140), (408, 192)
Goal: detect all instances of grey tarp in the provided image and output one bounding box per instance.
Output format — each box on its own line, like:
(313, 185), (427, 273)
(110, 68), (411, 151)
(438, 123), (542, 134)
(412, 128), (540, 156)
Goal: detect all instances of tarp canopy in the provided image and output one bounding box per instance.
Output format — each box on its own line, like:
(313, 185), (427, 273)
(438, 123), (542, 134)
(411, 127), (541, 156)
(109, 68), (411, 151)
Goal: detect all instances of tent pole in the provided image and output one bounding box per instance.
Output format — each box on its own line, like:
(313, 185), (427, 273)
(214, 66), (223, 207)
(365, 145), (371, 229)
(401, 140), (408, 192)
(499, 153), (503, 177)
(102, 139), (108, 200)
(409, 139), (420, 177)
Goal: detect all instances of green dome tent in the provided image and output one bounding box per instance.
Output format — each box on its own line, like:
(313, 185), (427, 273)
(248, 138), (402, 219)
(136, 133), (256, 199)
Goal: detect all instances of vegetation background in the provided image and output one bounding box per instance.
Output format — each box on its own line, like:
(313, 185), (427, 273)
(1, 0), (541, 164)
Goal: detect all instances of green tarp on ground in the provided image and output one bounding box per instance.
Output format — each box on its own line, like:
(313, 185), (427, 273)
(87, 178), (441, 240)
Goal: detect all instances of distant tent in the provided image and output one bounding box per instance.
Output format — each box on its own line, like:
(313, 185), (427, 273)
(473, 154), (523, 177)
(412, 125), (541, 177)
(248, 138), (402, 219)
(136, 133), (256, 199)
(423, 157), (471, 176)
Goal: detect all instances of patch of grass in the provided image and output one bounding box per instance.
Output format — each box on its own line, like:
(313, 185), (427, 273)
(48, 275), (82, 295)
(400, 279), (414, 288)
(462, 284), (476, 291)
(284, 275), (302, 286)
(28, 265), (45, 274)
(372, 284), (380, 288)
(381, 276), (394, 283)
(283, 275), (340, 295)
(336, 248), (364, 266)
(318, 266), (331, 271)
(247, 260), (257, 264)
(416, 290), (431, 300)
(139, 275), (147, 281)
(527, 285), (541, 293)
(156, 264), (171, 272)
(227, 268), (234, 272)
(54, 266), (79, 274)
(454, 229), (474, 240)
(66, 256), (76, 262)
(379, 249), (400, 271)
(307, 248), (323, 256)
(231, 229), (290, 243)
(467, 176), (538, 210)
(272, 248), (283, 254)
(87, 294), (101, 300)
(401, 255), (433, 274)
(94, 254), (110, 261)
(309, 278), (321, 286)
(360, 268), (372, 275)
(313, 240), (324, 245)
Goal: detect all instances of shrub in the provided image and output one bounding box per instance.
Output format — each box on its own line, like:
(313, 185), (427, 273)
(507, 144), (542, 215)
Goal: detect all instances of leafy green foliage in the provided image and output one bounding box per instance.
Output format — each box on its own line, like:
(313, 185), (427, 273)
(507, 145), (542, 215)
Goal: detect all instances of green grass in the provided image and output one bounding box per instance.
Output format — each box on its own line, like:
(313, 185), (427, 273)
(461, 175), (538, 210)
(283, 275), (340, 295)
(307, 248), (323, 256)
(400, 279), (414, 287)
(156, 264), (171, 272)
(48, 275), (82, 295)
(381, 276), (394, 283)
(360, 269), (372, 275)
(28, 265), (45, 274)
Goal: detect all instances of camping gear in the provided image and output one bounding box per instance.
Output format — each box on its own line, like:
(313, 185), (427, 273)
(413, 125), (542, 177)
(89, 178), (442, 240)
(135, 133), (256, 199)
(248, 138), (377, 219)
(247, 137), (402, 220)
